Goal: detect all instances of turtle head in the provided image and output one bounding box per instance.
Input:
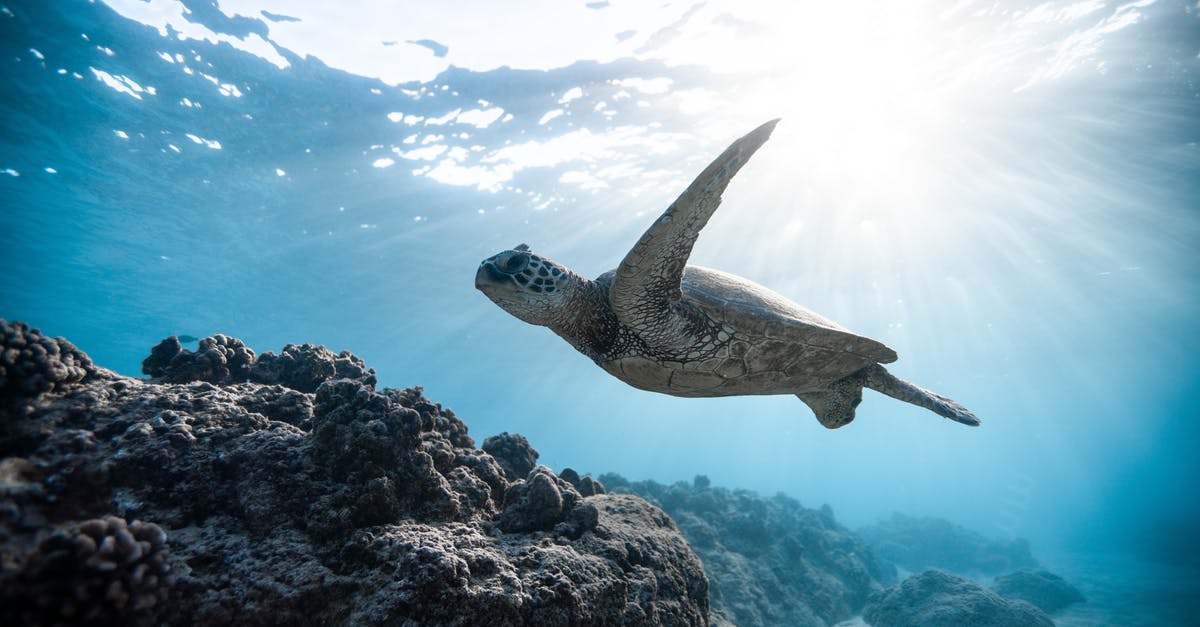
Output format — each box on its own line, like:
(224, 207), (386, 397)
(476, 244), (581, 326)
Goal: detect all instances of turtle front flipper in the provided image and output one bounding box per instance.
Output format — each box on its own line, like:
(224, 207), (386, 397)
(610, 119), (779, 339)
(862, 364), (981, 426)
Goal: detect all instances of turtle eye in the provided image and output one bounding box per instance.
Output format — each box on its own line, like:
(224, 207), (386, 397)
(496, 251), (528, 274)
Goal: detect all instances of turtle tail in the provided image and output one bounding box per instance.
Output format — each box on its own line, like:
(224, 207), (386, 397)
(862, 364), (981, 426)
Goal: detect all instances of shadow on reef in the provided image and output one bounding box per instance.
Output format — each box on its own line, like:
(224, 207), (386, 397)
(0, 322), (707, 626)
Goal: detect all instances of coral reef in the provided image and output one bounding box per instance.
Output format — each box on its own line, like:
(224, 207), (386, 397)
(0, 327), (708, 626)
(141, 334), (255, 384)
(252, 343), (377, 392)
(863, 569), (1054, 627)
(481, 431), (539, 482)
(0, 320), (100, 400)
(857, 512), (1038, 576)
(142, 335), (377, 392)
(1, 514), (173, 625)
(992, 568), (1086, 614)
(601, 473), (895, 626)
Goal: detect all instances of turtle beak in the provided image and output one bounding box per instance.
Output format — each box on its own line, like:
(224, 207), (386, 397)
(475, 261), (509, 291)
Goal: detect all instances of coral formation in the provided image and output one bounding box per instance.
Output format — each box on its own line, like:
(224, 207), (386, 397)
(992, 568), (1086, 613)
(0, 319), (98, 400)
(857, 512), (1038, 576)
(0, 327), (708, 625)
(142, 335), (376, 392)
(863, 568), (1054, 627)
(141, 334), (255, 384)
(0, 514), (173, 625)
(482, 431), (539, 482)
(252, 342), (377, 392)
(602, 473), (894, 626)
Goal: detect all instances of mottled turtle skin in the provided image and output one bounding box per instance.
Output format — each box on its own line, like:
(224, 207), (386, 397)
(476, 120), (979, 429)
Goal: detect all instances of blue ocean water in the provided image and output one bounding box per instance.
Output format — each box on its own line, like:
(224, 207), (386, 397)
(1, 1), (1198, 622)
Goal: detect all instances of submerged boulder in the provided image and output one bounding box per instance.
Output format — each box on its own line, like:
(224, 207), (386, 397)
(863, 569), (1054, 627)
(0, 319), (100, 402)
(0, 326), (709, 626)
(992, 568), (1085, 614)
(482, 431), (540, 482)
(603, 473), (894, 626)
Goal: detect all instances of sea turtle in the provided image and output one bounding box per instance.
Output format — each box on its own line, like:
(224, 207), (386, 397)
(475, 119), (979, 429)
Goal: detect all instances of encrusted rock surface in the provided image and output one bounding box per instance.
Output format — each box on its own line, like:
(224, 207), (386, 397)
(863, 569), (1054, 627)
(857, 512), (1038, 576)
(602, 473), (895, 626)
(141, 334), (255, 385)
(0, 323), (708, 626)
(1, 514), (173, 625)
(142, 335), (377, 392)
(252, 343), (377, 393)
(992, 568), (1086, 614)
(482, 431), (539, 482)
(1, 320), (101, 402)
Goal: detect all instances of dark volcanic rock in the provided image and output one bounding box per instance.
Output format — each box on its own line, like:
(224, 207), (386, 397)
(251, 342), (377, 392)
(864, 569), (1055, 627)
(992, 568), (1085, 613)
(858, 512), (1038, 576)
(602, 473), (894, 626)
(142, 335), (377, 393)
(560, 467), (606, 497)
(141, 334), (255, 385)
(482, 431), (540, 482)
(498, 466), (581, 533)
(0, 320), (100, 400)
(0, 325), (708, 626)
(2, 514), (173, 625)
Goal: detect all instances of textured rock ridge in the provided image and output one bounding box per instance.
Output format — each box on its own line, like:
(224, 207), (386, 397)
(0, 322), (708, 626)
(141, 334), (377, 391)
(992, 568), (1086, 614)
(863, 569), (1055, 627)
(1, 320), (103, 402)
(602, 473), (895, 626)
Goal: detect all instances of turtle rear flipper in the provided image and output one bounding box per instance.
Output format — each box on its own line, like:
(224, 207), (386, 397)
(797, 372), (866, 429)
(863, 364), (981, 426)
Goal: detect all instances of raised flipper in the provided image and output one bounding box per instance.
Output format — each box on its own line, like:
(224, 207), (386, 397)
(863, 364), (981, 426)
(610, 119), (780, 341)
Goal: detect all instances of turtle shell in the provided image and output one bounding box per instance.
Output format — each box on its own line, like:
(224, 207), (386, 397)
(678, 265), (898, 390)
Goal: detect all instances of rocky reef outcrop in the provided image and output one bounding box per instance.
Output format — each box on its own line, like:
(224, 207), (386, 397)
(857, 512), (1038, 576)
(141, 335), (377, 392)
(863, 569), (1055, 627)
(0, 320), (100, 403)
(992, 568), (1086, 614)
(602, 473), (895, 626)
(0, 321), (708, 626)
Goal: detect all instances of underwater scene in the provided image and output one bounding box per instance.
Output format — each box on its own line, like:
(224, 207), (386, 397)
(1, 0), (1198, 624)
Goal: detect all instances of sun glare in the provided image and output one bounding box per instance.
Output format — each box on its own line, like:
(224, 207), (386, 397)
(718, 4), (972, 204)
